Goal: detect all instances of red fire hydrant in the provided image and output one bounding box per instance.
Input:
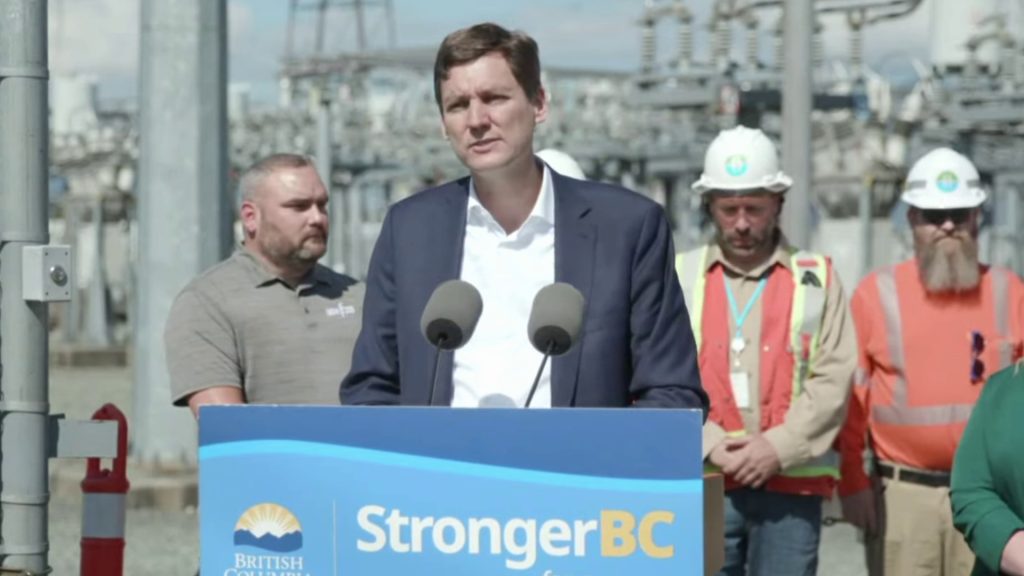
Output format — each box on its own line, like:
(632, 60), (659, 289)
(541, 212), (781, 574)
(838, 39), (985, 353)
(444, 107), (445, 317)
(80, 403), (129, 576)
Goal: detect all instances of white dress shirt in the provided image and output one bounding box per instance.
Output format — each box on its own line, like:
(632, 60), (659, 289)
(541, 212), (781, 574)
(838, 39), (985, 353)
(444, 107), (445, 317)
(451, 165), (556, 408)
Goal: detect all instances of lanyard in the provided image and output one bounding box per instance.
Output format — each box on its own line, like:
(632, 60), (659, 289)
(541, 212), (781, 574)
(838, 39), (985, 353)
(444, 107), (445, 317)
(724, 275), (767, 345)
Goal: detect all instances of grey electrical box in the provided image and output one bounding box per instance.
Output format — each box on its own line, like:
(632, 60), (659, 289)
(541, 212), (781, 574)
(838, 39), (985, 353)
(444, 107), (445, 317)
(22, 245), (72, 302)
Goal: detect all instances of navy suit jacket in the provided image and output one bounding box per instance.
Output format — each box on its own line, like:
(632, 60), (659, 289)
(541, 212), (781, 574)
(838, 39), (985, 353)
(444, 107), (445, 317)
(341, 169), (707, 411)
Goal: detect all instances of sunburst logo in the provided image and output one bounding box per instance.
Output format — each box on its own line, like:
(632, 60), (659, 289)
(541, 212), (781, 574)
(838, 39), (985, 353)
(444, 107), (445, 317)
(936, 170), (959, 192)
(725, 155), (748, 177)
(233, 503), (303, 552)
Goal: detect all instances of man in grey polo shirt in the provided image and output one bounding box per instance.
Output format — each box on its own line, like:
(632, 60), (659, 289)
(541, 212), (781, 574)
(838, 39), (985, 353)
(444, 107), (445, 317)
(165, 153), (364, 416)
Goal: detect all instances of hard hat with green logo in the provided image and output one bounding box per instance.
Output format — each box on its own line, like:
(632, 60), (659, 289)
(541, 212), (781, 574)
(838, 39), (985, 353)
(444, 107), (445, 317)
(691, 126), (792, 195)
(901, 147), (986, 209)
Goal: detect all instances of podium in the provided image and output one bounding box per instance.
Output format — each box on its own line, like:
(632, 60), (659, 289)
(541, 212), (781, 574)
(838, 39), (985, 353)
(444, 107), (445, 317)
(199, 405), (720, 575)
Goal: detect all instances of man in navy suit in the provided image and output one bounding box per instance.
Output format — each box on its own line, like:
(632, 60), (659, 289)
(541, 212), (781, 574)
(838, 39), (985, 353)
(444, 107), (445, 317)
(341, 22), (706, 412)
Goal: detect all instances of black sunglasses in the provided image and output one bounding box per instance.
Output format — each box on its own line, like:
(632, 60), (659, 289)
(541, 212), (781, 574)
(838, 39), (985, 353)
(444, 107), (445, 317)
(970, 330), (985, 384)
(920, 208), (972, 226)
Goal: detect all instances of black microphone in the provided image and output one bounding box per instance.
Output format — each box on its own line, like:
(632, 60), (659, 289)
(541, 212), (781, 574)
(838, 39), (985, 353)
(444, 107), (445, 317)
(420, 280), (483, 406)
(524, 283), (585, 408)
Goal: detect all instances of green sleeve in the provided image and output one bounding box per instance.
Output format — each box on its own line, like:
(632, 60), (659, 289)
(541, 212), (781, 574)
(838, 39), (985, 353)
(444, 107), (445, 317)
(951, 370), (1024, 573)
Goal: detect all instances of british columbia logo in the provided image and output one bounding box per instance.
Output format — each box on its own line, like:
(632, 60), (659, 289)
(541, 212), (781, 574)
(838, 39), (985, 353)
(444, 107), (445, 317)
(936, 170), (959, 192)
(725, 155), (748, 177)
(234, 503), (303, 552)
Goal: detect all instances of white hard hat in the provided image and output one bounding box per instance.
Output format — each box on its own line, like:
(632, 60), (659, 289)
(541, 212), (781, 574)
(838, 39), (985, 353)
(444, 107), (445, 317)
(901, 147), (986, 209)
(537, 148), (586, 180)
(692, 126), (792, 194)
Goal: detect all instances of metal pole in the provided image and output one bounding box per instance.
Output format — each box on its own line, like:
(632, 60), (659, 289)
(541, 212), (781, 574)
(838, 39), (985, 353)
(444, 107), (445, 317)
(64, 200), (80, 343)
(84, 196), (112, 345)
(285, 0), (298, 62)
(347, 181), (364, 276)
(354, 0), (367, 53)
(859, 179), (874, 278)
(316, 0), (328, 54)
(385, 0), (397, 49)
(134, 0), (229, 465)
(316, 89), (344, 272)
(0, 0), (51, 571)
(781, 0), (814, 248)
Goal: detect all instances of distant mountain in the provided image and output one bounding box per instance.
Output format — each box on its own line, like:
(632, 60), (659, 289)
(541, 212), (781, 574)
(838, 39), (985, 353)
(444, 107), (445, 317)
(233, 529), (303, 553)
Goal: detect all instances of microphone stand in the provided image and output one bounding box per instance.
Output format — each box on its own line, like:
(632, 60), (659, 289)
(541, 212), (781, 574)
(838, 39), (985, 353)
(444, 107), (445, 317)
(427, 335), (447, 406)
(524, 340), (554, 408)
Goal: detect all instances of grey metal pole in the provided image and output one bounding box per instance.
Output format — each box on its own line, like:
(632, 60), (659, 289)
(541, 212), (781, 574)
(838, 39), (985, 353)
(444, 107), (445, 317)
(63, 200), (80, 343)
(316, 90), (343, 272)
(354, 0), (367, 52)
(134, 0), (230, 464)
(781, 0), (814, 248)
(347, 182), (365, 276)
(859, 180), (874, 278)
(84, 196), (112, 345)
(0, 0), (51, 571)
(385, 0), (397, 49)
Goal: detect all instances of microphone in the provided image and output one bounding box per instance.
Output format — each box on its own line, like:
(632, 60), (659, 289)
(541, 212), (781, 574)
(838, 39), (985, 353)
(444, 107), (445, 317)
(524, 282), (585, 408)
(420, 279), (483, 406)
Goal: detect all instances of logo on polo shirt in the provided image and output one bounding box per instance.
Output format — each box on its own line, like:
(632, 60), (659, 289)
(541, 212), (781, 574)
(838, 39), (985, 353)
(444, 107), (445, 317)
(326, 303), (356, 318)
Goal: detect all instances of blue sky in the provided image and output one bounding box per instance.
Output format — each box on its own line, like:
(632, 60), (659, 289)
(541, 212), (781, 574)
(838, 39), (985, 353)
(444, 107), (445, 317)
(49, 0), (1018, 105)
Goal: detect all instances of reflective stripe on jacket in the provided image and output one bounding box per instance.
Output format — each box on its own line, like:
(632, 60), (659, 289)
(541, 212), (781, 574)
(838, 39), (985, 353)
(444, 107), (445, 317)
(838, 260), (1024, 495)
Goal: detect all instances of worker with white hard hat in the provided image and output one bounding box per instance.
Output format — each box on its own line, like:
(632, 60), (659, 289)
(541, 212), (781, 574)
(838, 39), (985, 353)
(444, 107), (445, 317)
(839, 147), (1024, 576)
(536, 148), (586, 180)
(676, 125), (857, 575)
(900, 147), (987, 209)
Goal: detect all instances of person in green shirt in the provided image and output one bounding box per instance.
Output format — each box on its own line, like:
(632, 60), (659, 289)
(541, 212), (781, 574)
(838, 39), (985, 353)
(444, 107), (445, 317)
(951, 364), (1024, 575)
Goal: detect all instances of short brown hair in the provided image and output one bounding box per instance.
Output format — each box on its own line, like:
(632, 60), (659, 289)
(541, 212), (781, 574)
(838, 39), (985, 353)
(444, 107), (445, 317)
(433, 22), (542, 112)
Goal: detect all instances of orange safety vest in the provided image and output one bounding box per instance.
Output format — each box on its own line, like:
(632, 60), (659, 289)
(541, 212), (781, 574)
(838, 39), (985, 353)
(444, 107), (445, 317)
(847, 260), (1024, 475)
(676, 245), (838, 497)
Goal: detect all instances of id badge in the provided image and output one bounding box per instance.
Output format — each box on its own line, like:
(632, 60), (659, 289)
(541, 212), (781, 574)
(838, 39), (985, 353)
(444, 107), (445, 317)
(730, 371), (751, 409)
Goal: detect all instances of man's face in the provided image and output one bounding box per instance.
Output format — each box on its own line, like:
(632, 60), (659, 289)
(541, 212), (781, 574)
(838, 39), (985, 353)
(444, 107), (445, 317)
(439, 52), (547, 175)
(243, 165), (329, 269)
(909, 207), (981, 293)
(707, 192), (782, 268)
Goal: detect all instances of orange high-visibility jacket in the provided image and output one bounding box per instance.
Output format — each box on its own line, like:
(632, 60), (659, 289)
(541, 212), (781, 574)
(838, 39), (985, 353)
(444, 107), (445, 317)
(838, 260), (1024, 496)
(677, 246), (839, 497)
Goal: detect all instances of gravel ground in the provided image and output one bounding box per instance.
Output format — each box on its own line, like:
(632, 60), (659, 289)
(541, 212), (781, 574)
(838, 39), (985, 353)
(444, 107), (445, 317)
(44, 365), (867, 575)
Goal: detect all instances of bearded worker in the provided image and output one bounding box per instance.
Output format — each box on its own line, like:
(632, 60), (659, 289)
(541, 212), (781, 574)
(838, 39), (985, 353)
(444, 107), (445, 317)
(838, 147), (1024, 576)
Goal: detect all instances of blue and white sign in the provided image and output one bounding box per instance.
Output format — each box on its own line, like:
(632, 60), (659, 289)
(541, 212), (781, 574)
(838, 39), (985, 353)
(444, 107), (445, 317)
(200, 406), (704, 575)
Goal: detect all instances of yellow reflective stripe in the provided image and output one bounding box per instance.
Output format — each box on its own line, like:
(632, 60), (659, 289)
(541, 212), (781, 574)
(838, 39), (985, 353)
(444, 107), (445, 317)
(675, 246), (709, 349)
(790, 264), (808, 397)
(781, 467), (841, 479)
(707, 449), (840, 479)
(788, 252), (838, 480)
(780, 449), (840, 478)
(789, 251), (827, 397)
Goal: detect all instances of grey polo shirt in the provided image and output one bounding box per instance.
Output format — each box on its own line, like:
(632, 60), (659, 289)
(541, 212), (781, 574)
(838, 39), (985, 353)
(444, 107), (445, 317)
(165, 249), (364, 406)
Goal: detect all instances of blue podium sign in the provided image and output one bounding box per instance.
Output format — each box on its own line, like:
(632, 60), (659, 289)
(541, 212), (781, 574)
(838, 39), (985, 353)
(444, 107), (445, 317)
(199, 406), (704, 575)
